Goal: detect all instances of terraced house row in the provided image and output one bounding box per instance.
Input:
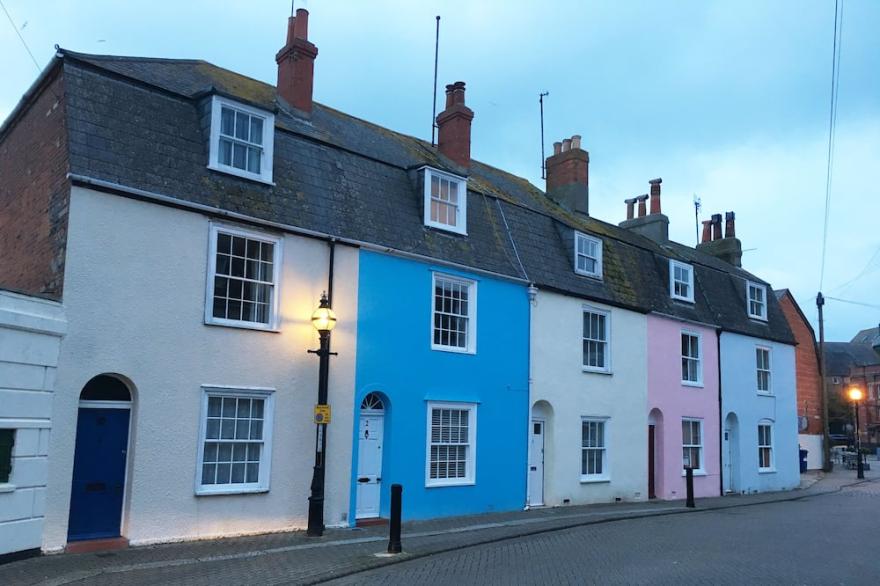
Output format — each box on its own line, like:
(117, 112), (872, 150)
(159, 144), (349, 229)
(0, 10), (799, 557)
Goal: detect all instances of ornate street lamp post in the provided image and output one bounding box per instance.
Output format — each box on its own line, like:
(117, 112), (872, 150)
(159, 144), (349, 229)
(847, 387), (865, 480)
(307, 292), (337, 536)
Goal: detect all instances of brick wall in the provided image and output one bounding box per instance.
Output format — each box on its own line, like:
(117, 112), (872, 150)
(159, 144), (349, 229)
(0, 67), (70, 300)
(778, 294), (824, 434)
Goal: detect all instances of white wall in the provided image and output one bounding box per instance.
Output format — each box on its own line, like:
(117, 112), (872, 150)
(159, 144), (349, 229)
(43, 187), (358, 551)
(0, 290), (66, 556)
(798, 434), (823, 471)
(530, 290), (648, 506)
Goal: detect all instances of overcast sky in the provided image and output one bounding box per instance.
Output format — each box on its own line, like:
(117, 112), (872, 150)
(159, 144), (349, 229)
(2, 0), (878, 340)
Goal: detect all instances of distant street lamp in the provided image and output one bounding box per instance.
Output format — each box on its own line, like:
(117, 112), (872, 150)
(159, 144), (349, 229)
(307, 292), (337, 536)
(847, 387), (865, 480)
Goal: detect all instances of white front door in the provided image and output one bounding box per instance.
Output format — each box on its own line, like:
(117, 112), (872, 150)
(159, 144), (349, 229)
(722, 427), (732, 493)
(528, 420), (544, 506)
(356, 413), (383, 519)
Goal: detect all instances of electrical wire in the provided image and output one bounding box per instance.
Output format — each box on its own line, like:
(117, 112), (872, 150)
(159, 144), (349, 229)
(829, 243), (880, 294)
(0, 0), (41, 73)
(819, 0), (844, 291)
(825, 296), (880, 311)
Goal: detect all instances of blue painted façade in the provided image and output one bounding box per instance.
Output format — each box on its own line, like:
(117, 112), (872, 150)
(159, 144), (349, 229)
(347, 250), (530, 523)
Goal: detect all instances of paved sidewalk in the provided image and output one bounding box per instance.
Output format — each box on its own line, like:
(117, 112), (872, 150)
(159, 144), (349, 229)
(1, 467), (875, 586)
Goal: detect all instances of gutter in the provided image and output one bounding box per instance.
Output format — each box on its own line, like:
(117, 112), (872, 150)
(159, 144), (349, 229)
(67, 173), (530, 286)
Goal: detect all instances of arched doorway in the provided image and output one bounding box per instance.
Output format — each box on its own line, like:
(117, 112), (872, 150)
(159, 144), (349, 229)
(723, 412), (739, 494)
(529, 400), (553, 507)
(68, 375), (133, 542)
(648, 408), (663, 499)
(355, 392), (385, 520)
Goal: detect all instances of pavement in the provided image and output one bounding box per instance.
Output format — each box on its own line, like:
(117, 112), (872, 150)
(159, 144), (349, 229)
(1, 466), (875, 586)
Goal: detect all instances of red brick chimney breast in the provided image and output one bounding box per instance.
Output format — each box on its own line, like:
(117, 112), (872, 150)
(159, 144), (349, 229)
(436, 81), (474, 168)
(276, 8), (318, 114)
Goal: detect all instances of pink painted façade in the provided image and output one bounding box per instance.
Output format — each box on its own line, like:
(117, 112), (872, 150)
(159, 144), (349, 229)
(647, 314), (720, 500)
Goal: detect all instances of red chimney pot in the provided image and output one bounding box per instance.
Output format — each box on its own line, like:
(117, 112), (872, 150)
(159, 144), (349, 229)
(436, 81), (474, 168)
(649, 178), (662, 215)
(276, 9), (319, 114)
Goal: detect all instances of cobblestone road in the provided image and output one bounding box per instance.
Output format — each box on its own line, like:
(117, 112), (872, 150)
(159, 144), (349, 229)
(327, 481), (880, 585)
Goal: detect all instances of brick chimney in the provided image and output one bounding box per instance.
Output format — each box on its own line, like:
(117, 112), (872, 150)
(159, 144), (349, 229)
(436, 81), (474, 168)
(545, 134), (589, 216)
(697, 210), (742, 267)
(619, 178), (669, 242)
(276, 8), (318, 114)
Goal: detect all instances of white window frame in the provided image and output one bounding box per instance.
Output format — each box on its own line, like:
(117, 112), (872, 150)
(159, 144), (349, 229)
(582, 306), (611, 374)
(580, 417), (610, 483)
(756, 346), (772, 394)
(204, 223), (283, 332)
(758, 421), (775, 472)
(430, 272), (477, 354)
(425, 401), (477, 487)
(574, 232), (603, 279)
(669, 260), (695, 303)
(681, 330), (703, 387)
(195, 386), (275, 496)
(208, 95), (275, 184)
(682, 418), (705, 475)
(747, 281), (768, 320)
(423, 167), (468, 235)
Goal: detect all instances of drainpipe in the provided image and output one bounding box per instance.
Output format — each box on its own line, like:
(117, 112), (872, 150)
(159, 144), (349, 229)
(525, 284), (538, 510)
(717, 330), (724, 496)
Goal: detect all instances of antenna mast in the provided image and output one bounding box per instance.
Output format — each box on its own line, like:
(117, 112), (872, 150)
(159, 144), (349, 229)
(539, 91), (549, 179)
(431, 16), (441, 146)
(693, 194), (702, 244)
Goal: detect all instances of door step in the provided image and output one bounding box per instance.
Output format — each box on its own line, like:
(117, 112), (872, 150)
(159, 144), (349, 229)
(355, 518), (388, 527)
(66, 537), (129, 554)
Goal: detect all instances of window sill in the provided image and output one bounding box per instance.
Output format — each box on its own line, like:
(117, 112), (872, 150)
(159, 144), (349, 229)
(681, 381), (704, 388)
(430, 344), (475, 355)
(580, 477), (610, 484)
(748, 315), (769, 323)
(426, 480), (475, 489)
(196, 486), (269, 497)
(757, 391), (774, 397)
(582, 367), (612, 375)
(574, 269), (603, 280)
(0, 483), (16, 494)
(671, 296), (695, 304)
(424, 222), (468, 237)
(758, 468), (777, 474)
(204, 318), (280, 333)
(681, 470), (707, 477)
(207, 163), (275, 186)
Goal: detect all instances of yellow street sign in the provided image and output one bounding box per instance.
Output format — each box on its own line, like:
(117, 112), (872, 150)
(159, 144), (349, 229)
(314, 404), (331, 425)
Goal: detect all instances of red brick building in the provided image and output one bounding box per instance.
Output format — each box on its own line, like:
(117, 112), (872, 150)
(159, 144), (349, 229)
(775, 290), (825, 468)
(824, 325), (880, 449)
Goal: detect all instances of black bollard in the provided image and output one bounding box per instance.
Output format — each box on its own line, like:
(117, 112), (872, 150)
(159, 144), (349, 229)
(685, 467), (695, 508)
(388, 483), (402, 554)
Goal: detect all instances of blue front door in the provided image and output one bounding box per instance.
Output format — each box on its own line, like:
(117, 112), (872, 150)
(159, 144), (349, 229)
(68, 407), (130, 541)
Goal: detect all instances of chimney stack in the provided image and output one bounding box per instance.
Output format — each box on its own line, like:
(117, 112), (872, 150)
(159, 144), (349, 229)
(436, 81), (474, 168)
(697, 210), (742, 267)
(545, 134), (589, 216)
(276, 8), (319, 114)
(649, 178), (662, 214)
(619, 178), (669, 243)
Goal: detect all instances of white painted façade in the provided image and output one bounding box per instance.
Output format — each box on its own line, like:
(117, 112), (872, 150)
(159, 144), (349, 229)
(41, 186), (359, 551)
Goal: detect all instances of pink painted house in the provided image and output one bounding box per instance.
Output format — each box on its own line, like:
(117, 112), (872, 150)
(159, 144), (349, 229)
(646, 315), (720, 500)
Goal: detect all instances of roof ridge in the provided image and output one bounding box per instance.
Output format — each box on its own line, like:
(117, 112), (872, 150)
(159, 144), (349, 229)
(60, 48), (206, 65)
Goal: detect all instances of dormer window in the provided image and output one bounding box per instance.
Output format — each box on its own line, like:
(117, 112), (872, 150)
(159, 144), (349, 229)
(208, 96), (274, 184)
(670, 260), (694, 302)
(747, 281), (768, 320)
(574, 233), (602, 278)
(423, 168), (467, 235)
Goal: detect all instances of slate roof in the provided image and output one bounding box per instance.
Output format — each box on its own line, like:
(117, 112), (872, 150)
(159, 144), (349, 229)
(50, 49), (793, 343)
(851, 326), (880, 347)
(824, 342), (880, 376)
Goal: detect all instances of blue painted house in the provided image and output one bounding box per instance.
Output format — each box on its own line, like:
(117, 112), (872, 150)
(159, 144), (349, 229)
(351, 251), (529, 521)
(344, 82), (531, 522)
